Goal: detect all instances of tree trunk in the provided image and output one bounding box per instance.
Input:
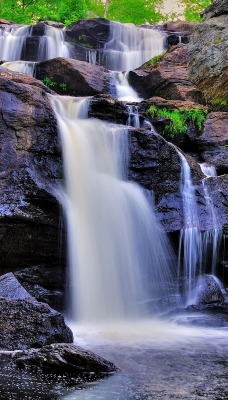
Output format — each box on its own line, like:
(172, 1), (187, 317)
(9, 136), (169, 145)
(104, 0), (112, 18)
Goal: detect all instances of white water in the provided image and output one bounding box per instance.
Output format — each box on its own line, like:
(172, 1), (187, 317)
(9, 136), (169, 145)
(0, 25), (31, 61)
(1, 61), (36, 76)
(199, 163), (222, 275)
(38, 25), (70, 61)
(127, 105), (140, 128)
(104, 22), (166, 71)
(50, 95), (177, 322)
(109, 71), (142, 102)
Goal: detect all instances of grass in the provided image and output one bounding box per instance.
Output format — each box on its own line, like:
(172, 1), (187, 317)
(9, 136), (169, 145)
(147, 105), (208, 137)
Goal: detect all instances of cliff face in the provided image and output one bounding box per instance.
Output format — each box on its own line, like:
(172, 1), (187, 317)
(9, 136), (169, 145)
(188, 0), (228, 101)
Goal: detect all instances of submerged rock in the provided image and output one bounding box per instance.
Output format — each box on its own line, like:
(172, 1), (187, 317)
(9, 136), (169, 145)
(12, 343), (116, 376)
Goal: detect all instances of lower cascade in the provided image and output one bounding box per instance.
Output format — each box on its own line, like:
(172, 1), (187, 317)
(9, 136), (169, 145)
(50, 95), (177, 322)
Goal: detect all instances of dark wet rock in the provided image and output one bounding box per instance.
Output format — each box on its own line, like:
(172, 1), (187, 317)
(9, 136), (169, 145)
(128, 45), (205, 103)
(0, 298), (73, 350)
(89, 94), (128, 124)
(0, 272), (73, 350)
(188, 13), (228, 101)
(13, 343), (116, 376)
(164, 21), (197, 46)
(129, 129), (183, 231)
(35, 57), (108, 96)
(191, 274), (224, 307)
(0, 69), (64, 271)
(65, 18), (110, 48)
(0, 66), (53, 92)
(15, 265), (66, 311)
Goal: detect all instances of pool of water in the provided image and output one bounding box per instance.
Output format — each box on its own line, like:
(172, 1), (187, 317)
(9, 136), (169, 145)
(0, 318), (227, 400)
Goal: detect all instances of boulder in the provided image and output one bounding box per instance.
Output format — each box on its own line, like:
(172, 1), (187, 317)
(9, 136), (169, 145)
(89, 94), (128, 124)
(0, 273), (73, 350)
(188, 14), (228, 101)
(128, 45), (205, 103)
(13, 343), (116, 376)
(164, 21), (197, 46)
(65, 18), (110, 48)
(15, 265), (66, 311)
(0, 69), (64, 270)
(191, 274), (224, 307)
(35, 57), (108, 96)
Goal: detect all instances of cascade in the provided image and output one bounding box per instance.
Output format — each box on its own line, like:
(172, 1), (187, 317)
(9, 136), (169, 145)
(0, 25), (31, 61)
(104, 22), (166, 71)
(126, 105), (140, 128)
(2, 61), (36, 76)
(37, 25), (70, 61)
(178, 155), (222, 302)
(109, 71), (142, 102)
(177, 151), (202, 300)
(50, 95), (177, 322)
(199, 163), (222, 275)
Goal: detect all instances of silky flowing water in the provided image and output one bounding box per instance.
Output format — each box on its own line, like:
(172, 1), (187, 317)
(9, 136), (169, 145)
(0, 19), (226, 400)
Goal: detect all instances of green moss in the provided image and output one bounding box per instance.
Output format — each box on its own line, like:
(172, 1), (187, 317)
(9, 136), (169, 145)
(210, 98), (227, 110)
(213, 37), (222, 45)
(150, 51), (167, 66)
(147, 106), (208, 137)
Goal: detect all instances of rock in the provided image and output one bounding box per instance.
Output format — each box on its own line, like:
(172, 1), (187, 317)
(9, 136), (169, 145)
(164, 21), (197, 46)
(65, 18), (110, 48)
(190, 274), (224, 307)
(12, 343), (116, 376)
(0, 69), (64, 271)
(0, 273), (73, 351)
(15, 265), (66, 311)
(89, 94), (128, 124)
(188, 14), (228, 101)
(35, 57), (108, 96)
(0, 66), (52, 92)
(129, 129), (183, 231)
(0, 272), (31, 300)
(0, 298), (73, 350)
(201, 0), (228, 19)
(128, 45), (205, 103)
(0, 18), (14, 25)
(196, 112), (228, 173)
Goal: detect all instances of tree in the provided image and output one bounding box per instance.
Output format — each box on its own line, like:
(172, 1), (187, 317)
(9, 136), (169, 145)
(182, 0), (212, 22)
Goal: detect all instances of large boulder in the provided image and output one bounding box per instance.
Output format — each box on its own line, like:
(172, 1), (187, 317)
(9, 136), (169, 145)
(128, 44), (205, 103)
(188, 9), (228, 101)
(13, 343), (116, 376)
(0, 68), (63, 270)
(201, 0), (228, 19)
(0, 273), (73, 350)
(190, 274), (224, 307)
(35, 57), (108, 96)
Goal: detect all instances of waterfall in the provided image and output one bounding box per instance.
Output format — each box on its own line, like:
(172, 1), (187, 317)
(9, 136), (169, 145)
(199, 163), (222, 275)
(38, 25), (70, 61)
(109, 71), (142, 102)
(178, 155), (222, 302)
(2, 61), (36, 76)
(50, 95), (177, 322)
(126, 105), (140, 128)
(177, 152), (202, 300)
(104, 22), (166, 71)
(0, 25), (31, 61)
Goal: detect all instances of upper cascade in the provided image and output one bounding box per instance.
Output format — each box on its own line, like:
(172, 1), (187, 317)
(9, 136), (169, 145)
(104, 22), (166, 71)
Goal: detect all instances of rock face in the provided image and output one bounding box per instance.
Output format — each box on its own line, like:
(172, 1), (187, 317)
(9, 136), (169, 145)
(35, 57), (108, 96)
(0, 68), (63, 271)
(195, 112), (228, 174)
(188, 3), (228, 101)
(128, 44), (205, 103)
(0, 273), (73, 350)
(13, 343), (116, 375)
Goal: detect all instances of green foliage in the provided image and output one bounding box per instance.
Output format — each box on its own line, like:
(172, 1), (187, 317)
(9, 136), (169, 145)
(43, 76), (67, 91)
(182, 0), (212, 22)
(213, 37), (222, 45)
(150, 51), (167, 66)
(147, 105), (208, 137)
(43, 76), (57, 87)
(210, 98), (228, 111)
(0, 0), (87, 25)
